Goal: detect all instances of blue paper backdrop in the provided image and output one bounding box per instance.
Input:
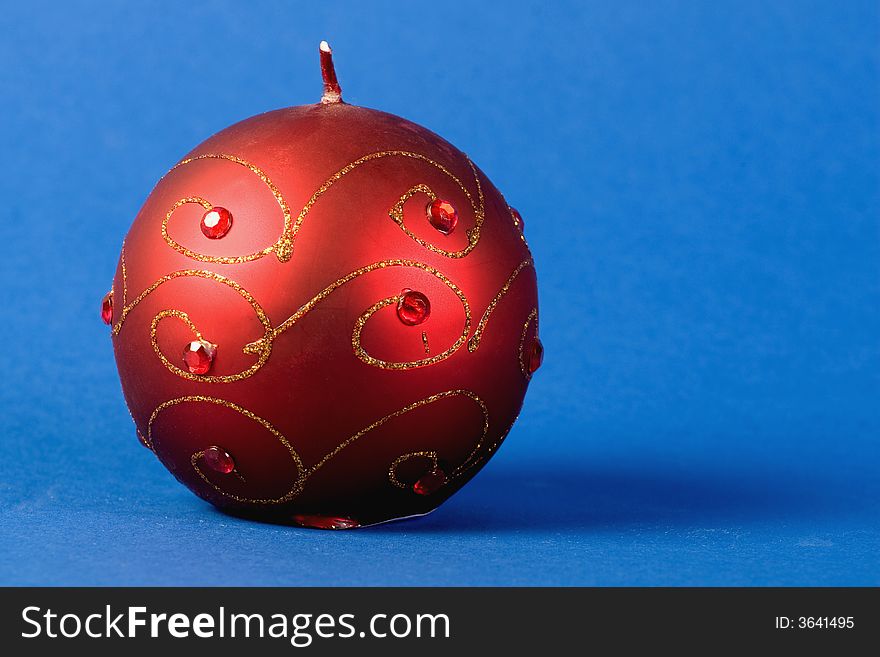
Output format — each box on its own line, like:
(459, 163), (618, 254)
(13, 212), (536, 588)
(0, 0), (877, 585)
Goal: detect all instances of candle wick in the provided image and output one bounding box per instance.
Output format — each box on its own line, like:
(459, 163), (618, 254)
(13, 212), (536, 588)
(319, 40), (343, 104)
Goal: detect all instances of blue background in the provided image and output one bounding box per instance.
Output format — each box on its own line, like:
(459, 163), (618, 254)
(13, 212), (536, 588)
(1, 0), (877, 585)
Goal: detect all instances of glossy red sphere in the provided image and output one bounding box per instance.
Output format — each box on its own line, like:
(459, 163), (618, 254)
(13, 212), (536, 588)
(107, 96), (539, 527)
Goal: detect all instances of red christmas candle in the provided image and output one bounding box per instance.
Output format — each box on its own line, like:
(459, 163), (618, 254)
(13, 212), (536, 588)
(104, 42), (540, 528)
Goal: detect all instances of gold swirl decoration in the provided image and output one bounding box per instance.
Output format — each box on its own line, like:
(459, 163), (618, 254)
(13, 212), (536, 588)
(244, 258), (471, 371)
(148, 396), (307, 504)
(162, 151), (484, 266)
(387, 159), (484, 258)
(310, 151), (484, 258)
(147, 390), (488, 505)
(164, 154), (294, 263)
(112, 259), (470, 381)
(112, 269), (273, 383)
(116, 150), (494, 379)
(387, 391), (491, 489)
(119, 238), (128, 304)
(388, 451), (439, 489)
(467, 257), (535, 352)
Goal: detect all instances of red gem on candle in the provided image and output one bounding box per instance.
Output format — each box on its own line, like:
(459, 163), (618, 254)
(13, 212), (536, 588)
(292, 514), (360, 530)
(413, 467), (447, 495)
(427, 199), (458, 235)
(397, 289), (431, 326)
(200, 207), (233, 239)
(510, 207), (524, 231)
(528, 337), (544, 374)
(183, 339), (216, 374)
(203, 446), (235, 474)
(101, 292), (113, 325)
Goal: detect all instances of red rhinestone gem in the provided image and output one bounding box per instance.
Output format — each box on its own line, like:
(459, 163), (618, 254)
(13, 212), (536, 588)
(200, 207), (233, 239)
(413, 467), (447, 495)
(292, 515), (360, 530)
(510, 206), (524, 231)
(203, 446), (235, 474)
(182, 339), (216, 375)
(397, 289), (431, 326)
(101, 292), (113, 325)
(427, 198), (458, 234)
(528, 337), (544, 374)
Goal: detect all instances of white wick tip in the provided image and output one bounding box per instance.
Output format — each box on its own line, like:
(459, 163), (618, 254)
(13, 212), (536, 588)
(319, 40), (331, 53)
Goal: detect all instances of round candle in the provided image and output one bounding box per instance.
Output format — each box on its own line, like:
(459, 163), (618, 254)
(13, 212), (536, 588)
(103, 42), (540, 528)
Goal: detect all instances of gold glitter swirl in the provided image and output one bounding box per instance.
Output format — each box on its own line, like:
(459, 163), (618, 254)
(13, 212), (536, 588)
(148, 396), (307, 504)
(136, 428), (154, 452)
(518, 307), (539, 379)
(388, 451), (438, 489)
(113, 268), (273, 383)
(165, 154), (294, 263)
(150, 309), (219, 381)
(467, 258), (534, 352)
(162, 196), (210, 257)
(145, 389), (488, 506)
(352, 290), (467, 371)
(129, 401), (154, 452)
(163, 151), (484, 267)
(384, 390), (490, 490)
(118, 150), (490, 379)
(307, 389), (488, 479)
(482, 413), (519, 463)
(244, 259), (471, 371)
(387, 157), (484, 258)
(120, 239), (128, 304)
(114, 260), (468, 381)
(302, 151), (483, 259)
